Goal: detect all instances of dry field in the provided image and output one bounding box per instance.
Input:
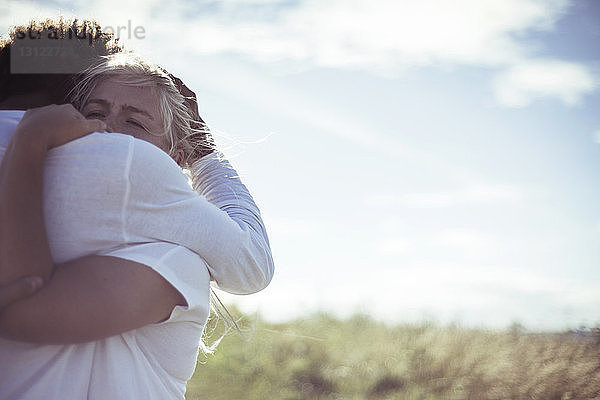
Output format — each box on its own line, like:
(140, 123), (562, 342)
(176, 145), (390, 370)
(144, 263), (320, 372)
(187, 311), (600, 400)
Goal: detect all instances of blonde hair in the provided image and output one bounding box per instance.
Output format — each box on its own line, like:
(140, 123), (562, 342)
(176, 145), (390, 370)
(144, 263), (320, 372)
(70, 52), (213, 166)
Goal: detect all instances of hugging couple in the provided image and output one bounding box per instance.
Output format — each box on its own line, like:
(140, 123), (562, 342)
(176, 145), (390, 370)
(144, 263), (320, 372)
(0, 17), (274, 399)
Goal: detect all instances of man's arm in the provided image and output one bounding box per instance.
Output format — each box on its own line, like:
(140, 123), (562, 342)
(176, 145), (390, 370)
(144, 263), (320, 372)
(0, 255), (185, 343)
(0, 276), (43, 310)
(0, 105), (104, 285)
(0, 130), (51, 284)
(0, 106), (186, 343)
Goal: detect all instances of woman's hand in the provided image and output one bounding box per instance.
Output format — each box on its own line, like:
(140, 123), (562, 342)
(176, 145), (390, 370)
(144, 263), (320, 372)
(13, 104), (106, 151)
(168, 74), (215, 160)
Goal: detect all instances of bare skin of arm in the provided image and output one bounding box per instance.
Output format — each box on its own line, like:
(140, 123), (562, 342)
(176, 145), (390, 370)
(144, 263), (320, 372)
(0, 106), (70, 285)
(0, 256), (184, 344)
(0, 105), (185, 344)
(0, 277), (43, 310)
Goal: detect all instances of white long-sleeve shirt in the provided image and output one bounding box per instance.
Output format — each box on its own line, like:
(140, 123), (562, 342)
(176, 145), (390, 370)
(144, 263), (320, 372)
(0, 110), (273, 294)
(125, 146), (274, 294)
(0, 110), (274, 399)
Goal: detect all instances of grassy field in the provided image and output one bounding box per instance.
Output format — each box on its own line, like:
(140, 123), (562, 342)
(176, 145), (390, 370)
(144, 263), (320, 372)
(186, 310), (600, 400)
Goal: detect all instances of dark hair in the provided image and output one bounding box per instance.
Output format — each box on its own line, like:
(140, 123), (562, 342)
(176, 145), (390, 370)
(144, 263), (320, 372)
(0, 18), (122, 108)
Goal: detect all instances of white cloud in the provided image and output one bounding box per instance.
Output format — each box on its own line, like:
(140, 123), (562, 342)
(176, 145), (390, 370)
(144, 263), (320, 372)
(220, 258), (600, 329)
(493, 60), (598, 107)
(367, 183), (524, 209)
(176, 0), (568, 72)
(3, 0), (595, 108)
(1, 0), (564, 72)
(169, 0), (596, 108)
(594, 130), (600, 144)
(437, 228), (494, 258)
(265, 217), (318, 237)
(373, 237), (414, 256)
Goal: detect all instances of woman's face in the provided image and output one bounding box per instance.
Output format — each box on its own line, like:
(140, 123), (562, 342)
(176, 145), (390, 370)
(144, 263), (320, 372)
(81, 79), (168, 151)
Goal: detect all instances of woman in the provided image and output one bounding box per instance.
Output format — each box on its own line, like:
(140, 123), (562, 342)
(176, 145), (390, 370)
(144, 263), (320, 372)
(0, 53), (273, 399)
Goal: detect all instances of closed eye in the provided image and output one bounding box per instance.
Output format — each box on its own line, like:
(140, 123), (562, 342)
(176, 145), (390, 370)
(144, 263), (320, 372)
(85, 112), (105, 119)
(127, 119), (147, 130)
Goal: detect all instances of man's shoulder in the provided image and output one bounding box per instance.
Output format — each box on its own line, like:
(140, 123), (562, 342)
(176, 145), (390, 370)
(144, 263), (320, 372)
(0, 110), (26, 121)
(52, 131), (175, 169)
(128, 137), (190, 186)
(44, 132), (136, 165)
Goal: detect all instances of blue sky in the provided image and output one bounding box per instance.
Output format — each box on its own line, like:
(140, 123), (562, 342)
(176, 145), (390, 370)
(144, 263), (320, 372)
(3, 0), (599, 330)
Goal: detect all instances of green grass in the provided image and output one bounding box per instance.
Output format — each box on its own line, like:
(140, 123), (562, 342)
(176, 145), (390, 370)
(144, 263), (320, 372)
(186, 310), (600, 400)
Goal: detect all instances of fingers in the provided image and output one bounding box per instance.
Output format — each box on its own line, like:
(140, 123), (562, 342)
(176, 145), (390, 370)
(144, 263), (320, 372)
(59, 118), (105, 145)
(169, 73), (195, 98)
(85, 118), (107, 133)
(0, 276), (43, 309)
(17, 104), (105, 148)
(167, 73), (202, 120)
(59, 104), (104, 132)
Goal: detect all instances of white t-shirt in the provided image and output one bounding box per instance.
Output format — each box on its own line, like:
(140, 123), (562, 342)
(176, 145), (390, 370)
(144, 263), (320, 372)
(0, 243), (210, 400)
(0, 110), (274, 399)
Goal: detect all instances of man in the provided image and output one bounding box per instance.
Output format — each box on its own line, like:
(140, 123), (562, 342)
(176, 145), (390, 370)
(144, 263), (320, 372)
(0, 19), (273, 399)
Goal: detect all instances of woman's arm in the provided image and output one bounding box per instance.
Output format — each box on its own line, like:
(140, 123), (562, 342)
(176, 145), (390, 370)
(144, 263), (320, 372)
(190, 152), (274, 294)
(170, 78), (274, 293)
(124, 140), (274, 295)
